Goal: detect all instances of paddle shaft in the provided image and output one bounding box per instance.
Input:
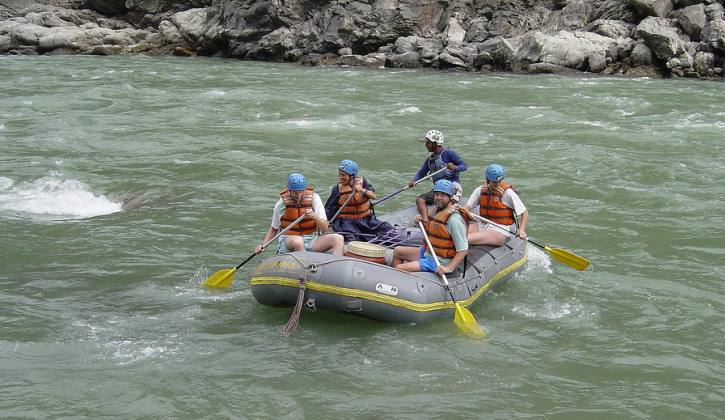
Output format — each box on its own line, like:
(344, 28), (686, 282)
(372, 167), (448, 206)
(417, 220), (457, 302)
(466, 211), (544, 249)
(329, 177), (359, 223)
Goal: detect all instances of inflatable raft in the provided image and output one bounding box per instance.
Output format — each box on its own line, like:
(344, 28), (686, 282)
(250, 206), (528, 324)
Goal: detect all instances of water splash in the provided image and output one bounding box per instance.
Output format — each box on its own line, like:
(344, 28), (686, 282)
(0, 174), (122, 219)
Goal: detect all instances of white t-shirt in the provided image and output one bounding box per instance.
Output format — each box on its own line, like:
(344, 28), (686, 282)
(270, 192), (327, 230)
(465, 184), (526, 230)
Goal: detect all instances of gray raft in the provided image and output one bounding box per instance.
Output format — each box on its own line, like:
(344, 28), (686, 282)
(250, 206), (528, 324)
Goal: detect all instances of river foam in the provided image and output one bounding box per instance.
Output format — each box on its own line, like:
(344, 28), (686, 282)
(0, 174), (122, 219)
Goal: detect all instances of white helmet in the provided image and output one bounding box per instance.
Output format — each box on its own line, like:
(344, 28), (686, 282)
(423, 129), (444, 144)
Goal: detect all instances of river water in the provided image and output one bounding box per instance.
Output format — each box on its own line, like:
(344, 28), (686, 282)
(1, 55), (723, 418)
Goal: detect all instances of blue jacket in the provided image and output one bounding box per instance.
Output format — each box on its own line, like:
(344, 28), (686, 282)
(412, 148), (467, 183)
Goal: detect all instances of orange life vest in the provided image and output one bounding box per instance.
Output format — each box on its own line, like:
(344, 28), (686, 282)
(280, 187), (317, 235)
(424, 208), (468, 259)
(479, 181), (516, 226)
(336, 182), (371, 219)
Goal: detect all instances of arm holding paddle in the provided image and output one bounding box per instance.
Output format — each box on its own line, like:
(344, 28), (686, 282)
(461, 208), (590, 271)
(373, 166), (448, 206)
(417, 219), (483, 338)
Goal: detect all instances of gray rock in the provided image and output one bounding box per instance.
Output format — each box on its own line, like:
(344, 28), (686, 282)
(337, 47), (352, 55)
(464, 17), (489, 43)
(528, 62), (575, 73)
(437, 51), (471, 70)
(386, 51), (420, 68)
(634, 17), (688, 60)
(673, 4), (706, 41)
(479, 36), (521, 69)
(171, 8), (207, 43)
(159, 20), (183, 44)
(513, 30), (617, 72)
(472, 51), (492, 68)
(673, 0), (706, 7)
(87, 0), (127, 16)
(701, 19), (725, 51)
(337, 53), (383, 67)
(394, 35), (418, 54)
(585, 19), (636, 39)
(630, 40), (654, 65)
(0, 34), (11, 51)
(693, 50), (715, 74)
(443, 16), (465, 46)
(630, 0), (674, 18)
(704, 3), (724, 21)
(666, 51), (693, 68)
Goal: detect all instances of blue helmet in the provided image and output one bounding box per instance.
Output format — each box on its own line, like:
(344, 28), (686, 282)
(433, 179), (454, 196)
(287, 172), (307, 191)
(485, 164), (505, 182)
(338, 159), (359, 176)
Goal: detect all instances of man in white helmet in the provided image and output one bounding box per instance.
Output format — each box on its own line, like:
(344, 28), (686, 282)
(408, 129), (467, 223)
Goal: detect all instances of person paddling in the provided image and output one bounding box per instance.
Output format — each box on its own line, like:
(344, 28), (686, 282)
(324, 159), (393, 242)
(408, 129), (467, 223)
(462, 164), (528, 246)
(392, 180), (468, 274)
(255, 172), (344, 256)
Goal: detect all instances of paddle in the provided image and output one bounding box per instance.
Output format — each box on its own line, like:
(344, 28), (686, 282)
(328, 177), (358, 223)
(203, 212), (309, 288)
(417, 220), (485, 338)
(372, 167), (448, 206)
(464, 210), (590, 271)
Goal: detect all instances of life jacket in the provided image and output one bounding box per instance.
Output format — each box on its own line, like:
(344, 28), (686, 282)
(336, 181), (371, 219)
(424, 208), (469, 259)
(427, 150), (448, 182)
(479, 181), (516, 226)
(280, 187), (317, 235)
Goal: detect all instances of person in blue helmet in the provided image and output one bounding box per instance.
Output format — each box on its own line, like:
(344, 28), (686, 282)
(255, 172), (344, 256)
(324, 159), (393, 242)
(463, 163), (528, 246)
(408, 129), (467, 224)
(392, 179), (469, 274)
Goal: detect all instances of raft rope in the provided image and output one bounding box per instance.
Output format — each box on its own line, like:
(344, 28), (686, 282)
(282, 271), (308, 336)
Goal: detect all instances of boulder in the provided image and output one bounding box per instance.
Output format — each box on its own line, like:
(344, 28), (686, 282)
(585, 19), (636, 39)
(386, 51), (420, 68)
(87, 0), (127, 16)
(630, 0), (674, 18)
(513, 30), (617, 72)
(701, 19), (725, 52)
(629, 40), (654, 65)
(478, 36), (521, 69)
(693, 51), (715, 75)
(673, 4), (706, 41)
(634, 17), (688, 60)
(159, 20), (183, 44)
(443, 16), (466, 46)
(171, 8), (207, 43)
(337, 53), (385, 67)
(528, 62), (576, 73)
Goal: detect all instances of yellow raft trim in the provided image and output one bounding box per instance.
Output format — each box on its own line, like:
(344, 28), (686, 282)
(250, 248), (527, 313)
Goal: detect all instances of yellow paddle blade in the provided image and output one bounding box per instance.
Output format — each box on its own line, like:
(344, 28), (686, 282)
(453, 304), (485, 338)
(545, 246), (590, 271)
(203, 268), (237, 288)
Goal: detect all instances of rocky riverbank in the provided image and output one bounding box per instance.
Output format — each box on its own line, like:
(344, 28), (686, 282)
(2, 0), (724, 79)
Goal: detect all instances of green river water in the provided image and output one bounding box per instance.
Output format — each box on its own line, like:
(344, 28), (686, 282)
(1, 55), (723, 418)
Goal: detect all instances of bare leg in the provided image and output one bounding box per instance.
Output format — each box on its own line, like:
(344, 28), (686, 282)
(311, 233), (345, 256)
(284, 236), (305, 252)
(467, 229), (508, 246)
(393, 246), (421, 269)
